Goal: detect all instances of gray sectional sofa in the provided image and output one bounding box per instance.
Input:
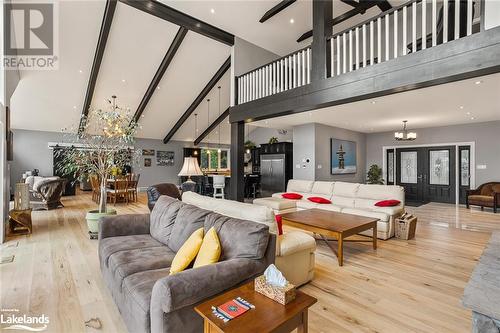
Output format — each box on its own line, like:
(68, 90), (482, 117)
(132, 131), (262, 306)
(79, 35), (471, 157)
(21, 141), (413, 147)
(98, 195), (276, 333)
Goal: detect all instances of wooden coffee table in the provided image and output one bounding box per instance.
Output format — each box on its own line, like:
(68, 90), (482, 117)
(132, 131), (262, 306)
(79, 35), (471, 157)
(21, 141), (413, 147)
(281, 209), (378, 266)
(194, 281), (317, 333)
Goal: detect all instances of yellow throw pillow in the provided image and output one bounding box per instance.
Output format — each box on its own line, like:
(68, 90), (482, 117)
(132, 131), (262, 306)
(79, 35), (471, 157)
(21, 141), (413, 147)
(193, 227), (221, 268)
(170, 228), (204, 275)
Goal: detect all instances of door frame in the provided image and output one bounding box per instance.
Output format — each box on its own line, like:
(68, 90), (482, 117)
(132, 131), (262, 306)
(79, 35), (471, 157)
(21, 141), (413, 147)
(382, 141), (475, 205)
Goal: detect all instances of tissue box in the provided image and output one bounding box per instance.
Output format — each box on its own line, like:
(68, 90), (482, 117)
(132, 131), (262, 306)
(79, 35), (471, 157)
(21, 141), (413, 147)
(254, 275), (296, 305)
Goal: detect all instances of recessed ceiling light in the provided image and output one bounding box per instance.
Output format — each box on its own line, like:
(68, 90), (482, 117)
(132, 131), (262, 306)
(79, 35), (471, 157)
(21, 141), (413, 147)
(290, 18), (295, 24)
(141, 114), (145, 118)
(73, 105), (77, 109)
(196, 23), (201, 28)
(459, 106), (464, 109)
(78, 69), (83, 73)
(475, 80), (482, 85)
(121, 79), (126, 83)
(371, 101), (376, 104)
(157, 86), (160, 90)
(210, 8), (215, 14)
(471, 117), (475, 120)
(466, 111), (471, 115)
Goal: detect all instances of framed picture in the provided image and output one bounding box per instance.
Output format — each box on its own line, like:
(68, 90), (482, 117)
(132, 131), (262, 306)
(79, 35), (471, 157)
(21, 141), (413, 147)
(142, 149), (155, 156)
(144, 158), (152, 167)
(330, 138), (357, 174)
(156, 150), (174, 166)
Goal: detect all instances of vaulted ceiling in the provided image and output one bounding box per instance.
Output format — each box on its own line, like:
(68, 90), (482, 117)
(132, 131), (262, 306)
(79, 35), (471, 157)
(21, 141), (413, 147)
(10, 0), (400, 144)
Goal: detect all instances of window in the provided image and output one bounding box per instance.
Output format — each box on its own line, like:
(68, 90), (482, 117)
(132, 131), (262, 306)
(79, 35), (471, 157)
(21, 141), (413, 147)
(200, 148), (230, 171)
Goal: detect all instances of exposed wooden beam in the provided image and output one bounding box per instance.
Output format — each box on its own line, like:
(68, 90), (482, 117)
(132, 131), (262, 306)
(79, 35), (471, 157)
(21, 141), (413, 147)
(163, 57), (231, 144)
(132, 27), (187, 123)
(229, 121), (245, 202)
(374, 0), (392, 12)
(119, 0), (234, 46)
(296, 1), (376, 43)
(312, 0), (332, 80)
(259, 0), (297, 23)
(193, 107), (229, 145)
(78, 0), (117, 134)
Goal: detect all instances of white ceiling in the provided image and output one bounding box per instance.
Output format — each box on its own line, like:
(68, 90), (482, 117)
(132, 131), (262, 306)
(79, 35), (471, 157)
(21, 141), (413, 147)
(252, 73), (500, 133)
(163, 0), (387, 56)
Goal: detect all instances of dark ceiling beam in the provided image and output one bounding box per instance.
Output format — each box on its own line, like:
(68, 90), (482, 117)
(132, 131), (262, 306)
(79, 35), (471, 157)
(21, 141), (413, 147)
(374, 0), (393, 12)
(296, 1), (376, 43)
(259, 0), (297, 23)
(78, 0), (117, 134)
(119, 0), (234, 46)
(163, 57), (231, 144)
(132, 27), (188, 123)
(194, 107), (229, 145)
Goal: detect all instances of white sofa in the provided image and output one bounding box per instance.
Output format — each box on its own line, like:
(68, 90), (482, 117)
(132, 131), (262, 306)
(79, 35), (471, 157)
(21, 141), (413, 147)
(254, 180), (405, 240)
(182, 191), (316, 286)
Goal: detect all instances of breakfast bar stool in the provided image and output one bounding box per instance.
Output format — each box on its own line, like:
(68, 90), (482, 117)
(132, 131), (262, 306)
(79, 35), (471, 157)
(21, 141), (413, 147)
(212, 175), (225, 199)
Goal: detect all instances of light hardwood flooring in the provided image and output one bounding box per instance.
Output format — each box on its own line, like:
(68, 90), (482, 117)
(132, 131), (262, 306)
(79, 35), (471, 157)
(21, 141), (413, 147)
(1, 193), (499, 333)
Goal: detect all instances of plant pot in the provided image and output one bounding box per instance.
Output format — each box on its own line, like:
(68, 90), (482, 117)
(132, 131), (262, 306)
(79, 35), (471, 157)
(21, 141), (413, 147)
(86, 209), (117, 239)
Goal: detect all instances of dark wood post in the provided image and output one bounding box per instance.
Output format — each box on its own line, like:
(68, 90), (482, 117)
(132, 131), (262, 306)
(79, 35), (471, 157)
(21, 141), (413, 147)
(311, 0), (333, 81)
(230, 121), (245, 201)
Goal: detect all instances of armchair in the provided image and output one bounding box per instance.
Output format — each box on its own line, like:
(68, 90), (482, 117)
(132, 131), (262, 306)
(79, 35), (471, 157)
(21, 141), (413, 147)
(25, 176), (66, 210)
(467, 182), (500, 213)
(147, 183), (182, 211)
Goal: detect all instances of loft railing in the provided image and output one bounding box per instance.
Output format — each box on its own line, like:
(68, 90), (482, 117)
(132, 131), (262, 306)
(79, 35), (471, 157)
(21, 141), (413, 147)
(236, 46), (311, 105)
(236, 0), (480, 105)
(327, 0), (480, 77)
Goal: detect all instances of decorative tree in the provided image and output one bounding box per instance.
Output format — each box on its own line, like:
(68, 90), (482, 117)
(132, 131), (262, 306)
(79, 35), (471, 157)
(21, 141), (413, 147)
(366, 164), (385, 185)
(56, 96), (139, 213)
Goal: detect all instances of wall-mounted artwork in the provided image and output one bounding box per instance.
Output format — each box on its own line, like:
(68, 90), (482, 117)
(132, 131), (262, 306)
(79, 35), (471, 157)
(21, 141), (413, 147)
(330, 139), (357, 174)
(142, 149), (155, 156)
(157, 151), (174, 166)
(144, 158), (152, 167)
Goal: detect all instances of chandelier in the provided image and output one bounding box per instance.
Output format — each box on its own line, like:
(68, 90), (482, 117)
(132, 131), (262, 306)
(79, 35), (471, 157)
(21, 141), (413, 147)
(394, 120), (417, 141)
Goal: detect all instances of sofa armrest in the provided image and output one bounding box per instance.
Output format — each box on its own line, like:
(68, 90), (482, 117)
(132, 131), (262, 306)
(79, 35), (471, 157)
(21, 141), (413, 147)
(98, 214), (150, 240)
(152, 258), (264, 314)
(372, 205), (405, 217)
(278, 231), (316, 257)
(467, 188), (481, 196)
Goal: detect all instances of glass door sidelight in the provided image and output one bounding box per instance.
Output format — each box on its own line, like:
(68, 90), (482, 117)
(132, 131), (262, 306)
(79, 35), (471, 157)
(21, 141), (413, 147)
(458, 146), (471, 204)
(386, 149), (395, 185)
(396, 146), (456, 204)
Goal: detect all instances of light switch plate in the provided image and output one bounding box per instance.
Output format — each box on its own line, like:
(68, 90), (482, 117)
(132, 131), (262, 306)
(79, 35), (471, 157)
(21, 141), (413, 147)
(317, 164), (322, 169)
(296, 164), (300, 169)
(477, 165), (487, 170)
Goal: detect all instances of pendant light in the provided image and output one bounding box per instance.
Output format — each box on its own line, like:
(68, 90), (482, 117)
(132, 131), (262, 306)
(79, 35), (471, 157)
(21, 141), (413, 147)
(394, 120), (417, 141)
(193, 113), (198, 156)
(217, 86), (222, 154)
(206, 98), (210, 154)
(245, 123), (251, 154)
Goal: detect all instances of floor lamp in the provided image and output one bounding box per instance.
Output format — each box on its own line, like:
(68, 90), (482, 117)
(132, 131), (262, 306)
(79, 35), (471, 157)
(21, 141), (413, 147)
(178, 157), (203, 192)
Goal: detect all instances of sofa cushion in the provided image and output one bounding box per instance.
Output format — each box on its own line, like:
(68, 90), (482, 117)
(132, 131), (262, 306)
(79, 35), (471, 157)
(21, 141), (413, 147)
(332, 182), (360, 197)
(204, 213), (269, 261)
(296, 200), (319, 210)
(150, 196), (184, 245)
(253, 197), (296, 211)
(193, 227), (222, 268)
(170, 228), (204, 274)
(342, 208), (390, 222)
(167, 204), (210, 253)
(108, 245), (176, 282)
(469, 195), (494, 204)
(99, 234), (164, 268)
(182, 191), (223, 211)
(375, 199), (401, 207)
(122, 268), (171, 321)
(330, 195), (355, 208)
(278, 231), (316, 256)
(287, 180), (314, 193)
(355, 185), (405, 209)
(308, 197), (332, 204)
(310, 181), (335, 196)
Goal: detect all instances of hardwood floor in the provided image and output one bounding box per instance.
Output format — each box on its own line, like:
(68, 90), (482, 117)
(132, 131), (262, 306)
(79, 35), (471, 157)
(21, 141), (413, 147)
(1, 193), (499, 333)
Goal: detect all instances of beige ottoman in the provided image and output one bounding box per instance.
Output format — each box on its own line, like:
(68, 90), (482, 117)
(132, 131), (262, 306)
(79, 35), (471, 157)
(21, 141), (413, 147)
(253, 197), (297, 214)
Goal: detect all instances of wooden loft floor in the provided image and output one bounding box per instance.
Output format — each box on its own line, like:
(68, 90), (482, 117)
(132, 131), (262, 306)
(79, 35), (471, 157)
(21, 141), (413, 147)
(1, 192), (499, 332)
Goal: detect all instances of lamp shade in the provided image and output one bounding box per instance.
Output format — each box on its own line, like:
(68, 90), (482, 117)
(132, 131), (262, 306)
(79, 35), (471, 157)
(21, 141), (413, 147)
(178, 157), (203, 177)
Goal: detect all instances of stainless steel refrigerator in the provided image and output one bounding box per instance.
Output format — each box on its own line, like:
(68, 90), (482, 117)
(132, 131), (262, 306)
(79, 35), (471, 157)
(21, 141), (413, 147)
(260, 154), (287, 198)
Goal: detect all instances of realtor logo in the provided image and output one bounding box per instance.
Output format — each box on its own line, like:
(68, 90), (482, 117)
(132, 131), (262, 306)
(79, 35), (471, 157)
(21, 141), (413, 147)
(3, 2), (59, 70)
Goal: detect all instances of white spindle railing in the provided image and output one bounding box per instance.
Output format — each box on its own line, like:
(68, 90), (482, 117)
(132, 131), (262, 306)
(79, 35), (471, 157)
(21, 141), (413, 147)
(237, 46), (311, 104)
(238, 0), (479, 104)
(327, 0), (478, 78)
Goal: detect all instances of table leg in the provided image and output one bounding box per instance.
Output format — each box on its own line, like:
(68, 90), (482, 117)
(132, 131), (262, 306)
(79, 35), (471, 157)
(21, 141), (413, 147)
(373, 224), (378, 250)
(297, 309), (309, 333)
(338, 235), (344, 266)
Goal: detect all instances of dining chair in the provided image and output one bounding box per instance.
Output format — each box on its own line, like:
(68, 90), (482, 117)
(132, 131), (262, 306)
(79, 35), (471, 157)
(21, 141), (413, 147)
(107, 179), (129, 205)
(212, 175), (225, 199)
(90, 175), (100, 203)
(128, 174), (140, 202)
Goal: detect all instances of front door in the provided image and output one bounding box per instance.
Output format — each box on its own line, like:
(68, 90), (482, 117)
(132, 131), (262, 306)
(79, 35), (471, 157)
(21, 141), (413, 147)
(396, 146), (456, 204)
(458, 146), (471, 204)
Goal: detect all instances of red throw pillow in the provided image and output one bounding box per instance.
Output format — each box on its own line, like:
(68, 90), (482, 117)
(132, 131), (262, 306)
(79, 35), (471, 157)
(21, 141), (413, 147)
(282, 193), (303, 200)
(307, 197), (332, 204)
(275, 215), (283, 235)
(375, 199), (401, 207)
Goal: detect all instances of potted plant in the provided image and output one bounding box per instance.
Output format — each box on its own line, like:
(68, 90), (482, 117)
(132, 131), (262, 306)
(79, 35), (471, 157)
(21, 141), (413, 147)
(268, 136), (279, 144)
(56, 96), (139, 238)
(366, 164), (385, 185)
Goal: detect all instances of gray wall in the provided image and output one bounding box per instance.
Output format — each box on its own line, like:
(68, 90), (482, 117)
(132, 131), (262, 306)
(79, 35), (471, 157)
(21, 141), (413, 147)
(10, 129), (207, 190)
(366, 121), (500, 186)
(248, 126), (293, 146)
(292, 123), (367, 183)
